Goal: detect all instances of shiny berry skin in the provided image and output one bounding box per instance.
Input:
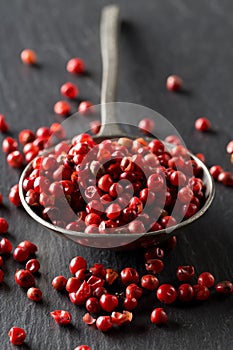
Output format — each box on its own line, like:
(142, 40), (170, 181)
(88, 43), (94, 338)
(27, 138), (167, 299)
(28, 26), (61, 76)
(147, 173), (164, 190)
(138, 118), (155, 134)
(0, 217), (9, 233)
(7, 151), (23, 168)
(178, 284), (194, 302)
(218, 171), (233, 186)
(195, 117), (211, 131)
(170, 171), (186, 187)
(0, 269), (4, 283)
(99, 293), (118, 312)
(128, 220), (146, 233)
(8, 327), (26, 345)
(209, 165), (224, 180)
(145, 259), (164, 274)
(74, 346), (92, 350)
(54, 100), (71, 116)
(86, 297), (101, 314)
(0, 237), (12, 254)
(123, 297), (138, 310)
(13, 247), (29, 262)
(226, 140), (233, 154)
(98, 174), (113, 192)
(85, 213), (101, 226)
(78, 101), (93, 114)
(27, 287), (42, 301)
(19, 129), (35, 145)
(157, 284), (177, 304)
(26, 259), (40, 274)
(215, 281), (233, 295)
(14, 269), (35, 288)
(66, 57), (85, 74)
(90, 120), (101, 135)
(193, 284), (210, 301)
(176, 265), (195, 282)
(69, 256), (87, 274)
(2, 137), (18, 153)
(52, 276), (67, 291)
(92, 286), (108, 299)
(145, 247), (164, 261)
(50, 310), (72, 325)
(66, 277), (82, 293)
(96, 316), (113, 332)
(69, 281), (91, 305)
(160, 216), (177, 228)
(21, 48), (37, 64)
(0, 256), (3, 267)
(0, 114), (9, 132)
(198, 272), (215, 288)
(106, 203), (121, 220)
(178, 187), (193, 203)
(60, 82), (79, 99)
(18, 240), (37, 255)
(150, 308), (168, 325)
(166, 75), (183, 91)
(120, 267), (139, 286)
(126, 283), (143, 299)
(141, 274), (159, 291)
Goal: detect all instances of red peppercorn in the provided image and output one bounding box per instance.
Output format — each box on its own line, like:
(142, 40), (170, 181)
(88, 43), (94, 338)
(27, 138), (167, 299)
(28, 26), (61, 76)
(90, 120), (101, 135)
(145, 247), (164, 261)
(99, 293), (118, 312)
(60, 82), (79, 99)
(54, 100), (71, 116)
(195, 117), (211, 132)
(178, 283), (194, 302)
(178, 186), (193, 203)
(195, 153), (206, 163)
(50, 123), (66, 139)
(176, 265), (195, 282)
(226, 140), (233, 154)
(0, 217), (9, 233)
(166, 75), (183, 91)
(215, 280), (233, 295)
(50, 310), (72, 325)
(123, 297), (138, 310)
(21, 49), (37, 65)
(2, 137), (18, 153)
(218, 171), (233, 186)
(7, 151), (23, 168)
(96, 316), (113, 332)
(0, 256), (3, 267)
(150, 308), (168, 325)
(74, 346), (92, 350)
(193, 284), (210, 301)
(138, 118), (155, 134)
(78, 101), (93, 114)
(0, 114), (9, 133)
(209, 165), (224, 180)
(66, 277), (82, 293)
(170, 170), (187, 187)
(105, 268), (118, 285)
(160, 216), (177, 228)
(120, 267), (139, 286)
(141, 274), (159, 291)
(8, 327), (26, 345)
(52, 276), (67, 291)
(14, 269), (35, 288)
(0, 269), (4, 283)
(8, 184), (21, 207)
(0, 237), (12, 254)
(85, 213), (101, 226)
(198, 272), (215, 288)
(92, 286), (108, 299)
(69, 281), (91, 305)
(157, 284), (177, 304)
(128, 220), (146, 233)
(145, 259), (164, 274)
(27, 287), (42, 301)
(19, 129), (35, 145)
(26, 259), (40, 274)
(69, 256), (87, 274)
(106, 203), (121, 220)
(13, 246), (29, 262)
(18, 240), (37, 255)
(126, 283), (143, 299)
(66, 57), (85, 74)
(86, 297), (101, 314)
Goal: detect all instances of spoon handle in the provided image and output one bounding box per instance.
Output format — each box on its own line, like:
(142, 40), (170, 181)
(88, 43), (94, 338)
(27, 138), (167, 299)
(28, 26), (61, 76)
(99, 4), (122, 137)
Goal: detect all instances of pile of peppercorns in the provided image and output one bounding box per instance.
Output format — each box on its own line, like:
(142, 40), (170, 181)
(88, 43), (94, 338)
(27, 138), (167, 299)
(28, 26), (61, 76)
(0, 51), (232, 349)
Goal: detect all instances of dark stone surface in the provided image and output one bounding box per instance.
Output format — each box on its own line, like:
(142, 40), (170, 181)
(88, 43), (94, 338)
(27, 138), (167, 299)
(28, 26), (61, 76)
(0, 0), (233, 349)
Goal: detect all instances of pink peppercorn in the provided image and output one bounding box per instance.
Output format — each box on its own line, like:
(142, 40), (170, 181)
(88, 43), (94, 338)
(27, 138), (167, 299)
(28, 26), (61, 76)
(60, 82), (79, 99)
(195, 118), (211, 132)
(67, 57), (85, 74)
(0, 217), (9, 233)
(166, 75), (183, 91)
(226, 140), (233, 154)
(0, 114), (9, 133)
(54, 100), (71, 116)
(78, 101), (93, 114)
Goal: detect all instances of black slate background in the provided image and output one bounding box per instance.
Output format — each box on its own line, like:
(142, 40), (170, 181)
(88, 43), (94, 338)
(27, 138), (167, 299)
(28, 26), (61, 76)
(0, 0), (233, 349)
